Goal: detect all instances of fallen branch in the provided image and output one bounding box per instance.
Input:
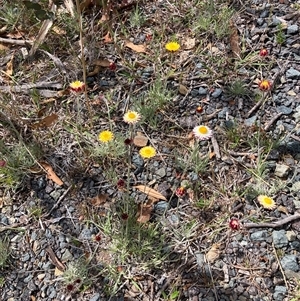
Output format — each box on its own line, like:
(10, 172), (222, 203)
(243, 213), (300, 229)
(0, 37), (33, 46)
(246, 98), (264, 118)
(211, 135), (221, 159)
(264, 112), (283, 131)
(0, 81), (63, 93)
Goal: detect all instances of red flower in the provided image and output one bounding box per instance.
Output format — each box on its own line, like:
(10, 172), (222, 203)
(121, 213), (129, 220)
(66, 284), (74, 291)
(229, 218), (240, 230)
(175, 187), (185, 197)
(109, 62), (116, 71)
(0, 160), (6, 167)
(258, 80), (271, 91)
(124, 138), (133, 145)
(117, 179), (125, 189)
(94, 234), (101, 242)
(259, 48), (268, 57)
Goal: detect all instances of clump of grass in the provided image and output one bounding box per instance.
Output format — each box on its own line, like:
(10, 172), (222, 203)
(0, 237), (10, 269)
(225, 80), (250, 98)
(0, 141), (42, 189)
(192, 0), (234, 39)
(135, 78), (174, 128)
(63, 259), (90, 292)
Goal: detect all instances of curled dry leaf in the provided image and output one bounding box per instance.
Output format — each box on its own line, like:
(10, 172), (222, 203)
(32, 113), (58, 129)
(90, 194), (108, 207)
(133, 132), (148, 147)
(183, 37), (196, 50)
(206, 243), (221, 263)
(137, 203), (153, 223)
(88, 59), (112, 76)
(125, 41), (147, 53)
(5, 54), (14, 77)
(229, 20), (240, 58)
(178, 84), (188, 95)
(40, 162), (63, 186)
(102, 32), (112, 43)
(134, 185), (167, 201)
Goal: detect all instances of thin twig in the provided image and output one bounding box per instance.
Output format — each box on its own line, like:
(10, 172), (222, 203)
(272, 242), (289, 290)
(243, 213), (300, 229)
(44, 186), (72, 217)
(0, 37), (33, 45)
(246, 98), (264, 118)
(264, 112), (283, 131)
(211, 136), (221, 159)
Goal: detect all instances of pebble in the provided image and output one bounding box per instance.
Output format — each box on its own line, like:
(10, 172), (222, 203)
(198, 87), (208, 95)
(89, 293), (100, 301)
(211, 88), (222, 98)
(155, 167), (166, 178)
(286, 68), (300, 79)
(273, 286), (287, 301)
(280, 255), (299, 272)
(287, 25), (298, 35)
(250, 230), (270, 242)
(274, 164), (290, 177)
(277, 105), (292, 115)
(272, 230), (288, 248)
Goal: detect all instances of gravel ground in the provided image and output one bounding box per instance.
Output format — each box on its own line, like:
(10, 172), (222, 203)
(1, 0), (300, 300)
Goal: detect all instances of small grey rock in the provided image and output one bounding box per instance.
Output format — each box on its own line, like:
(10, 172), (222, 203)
(272, 230), (288, 248)
(286, 68), (300, 79)
(89, 293), (100, 301)
(250, 230), (270, 241)
(277, 106), (292, 115)
(211, 88), (222, 98)
(281, 255), (299, 272)
(155, 167), (166, 178)
(274, 164), (290, 177)
(244, 115), (257, 126)
(80, 228), (92, 240)
(287, 25), (298, 35)
(198, 87), (208, 95)
(155, 201), (169, 214)
(273, 286), (287, 301)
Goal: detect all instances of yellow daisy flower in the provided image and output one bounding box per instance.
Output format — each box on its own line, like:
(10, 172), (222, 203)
(98, 130), (114, 143)
(165, 41), (180, 52)
(139, 146), (156, 159)
(193, 125), (213, 140)
(123, 111), (141, 124)
(257, 195), (276, 210)
(69, 80), (85, 92)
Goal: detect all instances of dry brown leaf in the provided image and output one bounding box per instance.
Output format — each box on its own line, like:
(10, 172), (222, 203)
(79, 0), (92, 11)
(51, 26), (66, 35)
(134, 185), (167, 201)
(32, 113), (58, 129)
(6, 54), (14, 77)
(125, 41), (147, 53)
(0, 43), (9, 51)
(40, 162), (63, 186)
(209, 152), (215, 159)
(178, 84), (188, 95)
(87, 65), (101, 77)
(278, 205), (289, 215)
(90, 194), (108, 207)
(206, 243), (221, 263)
(94, 59), (112, 67)
(102, 32), (112, 43)
(54, 266), (64, 276)
(46, 246), (65, 271)
(133, 132), (148, 147)
(137, 203), (153, 223)
(183, 37), (196, 50)
(229, 20), (240, 57)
